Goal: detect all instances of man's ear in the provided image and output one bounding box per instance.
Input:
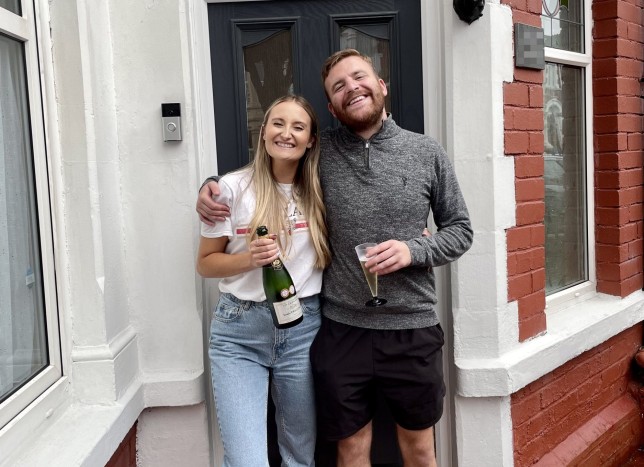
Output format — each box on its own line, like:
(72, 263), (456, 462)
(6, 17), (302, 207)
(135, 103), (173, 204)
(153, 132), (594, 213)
(327, 102), (337, 118)
(379, 78), (388, 97)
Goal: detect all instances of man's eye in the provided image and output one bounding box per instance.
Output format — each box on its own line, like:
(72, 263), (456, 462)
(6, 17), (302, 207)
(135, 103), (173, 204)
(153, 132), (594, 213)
(334, 84), (344, 93)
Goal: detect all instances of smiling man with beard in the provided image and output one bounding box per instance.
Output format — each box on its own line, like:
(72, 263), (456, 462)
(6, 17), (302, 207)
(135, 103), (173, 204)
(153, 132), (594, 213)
(310, 49), (472, 467)
(197, 49), (473, 467)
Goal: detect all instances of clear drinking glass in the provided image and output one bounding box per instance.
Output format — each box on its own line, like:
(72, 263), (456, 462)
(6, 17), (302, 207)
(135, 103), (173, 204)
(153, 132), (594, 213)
(354, 243), (387, 307)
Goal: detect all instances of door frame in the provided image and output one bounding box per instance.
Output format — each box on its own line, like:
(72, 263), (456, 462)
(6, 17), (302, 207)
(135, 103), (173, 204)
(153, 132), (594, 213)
(187, 1), (453, 465)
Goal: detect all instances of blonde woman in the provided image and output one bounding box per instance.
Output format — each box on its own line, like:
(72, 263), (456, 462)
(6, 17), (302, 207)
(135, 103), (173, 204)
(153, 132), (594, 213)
(197, 95), (330, 467)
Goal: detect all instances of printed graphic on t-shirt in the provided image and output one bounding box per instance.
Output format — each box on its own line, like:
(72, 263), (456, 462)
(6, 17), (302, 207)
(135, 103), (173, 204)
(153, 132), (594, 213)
(234, 200), (309, 237)
(286, 199), (307, 236)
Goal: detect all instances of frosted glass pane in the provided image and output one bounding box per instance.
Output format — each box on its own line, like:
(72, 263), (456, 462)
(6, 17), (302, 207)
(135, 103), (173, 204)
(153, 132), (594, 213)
(340, 26), (392, 114)
(243, 29), (293, 160)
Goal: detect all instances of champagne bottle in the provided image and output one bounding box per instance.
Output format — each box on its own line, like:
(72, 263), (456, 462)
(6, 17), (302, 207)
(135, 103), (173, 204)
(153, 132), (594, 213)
(256, 226), (303, 328)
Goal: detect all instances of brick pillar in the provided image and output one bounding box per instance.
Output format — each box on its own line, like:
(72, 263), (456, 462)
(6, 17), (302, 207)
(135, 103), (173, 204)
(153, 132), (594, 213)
(593, 0), (644, 297)
(503, 0), (547, 341)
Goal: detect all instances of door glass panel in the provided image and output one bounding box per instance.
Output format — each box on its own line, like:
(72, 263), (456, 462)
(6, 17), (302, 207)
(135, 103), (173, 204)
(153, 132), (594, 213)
(0, 0), (20, 15)
(242, 29), (293, 159)
(340, 26), (391, 114)
(542, 0), (584, 53)
(0, 33), (48, 403)
(543, 63), (587, 294)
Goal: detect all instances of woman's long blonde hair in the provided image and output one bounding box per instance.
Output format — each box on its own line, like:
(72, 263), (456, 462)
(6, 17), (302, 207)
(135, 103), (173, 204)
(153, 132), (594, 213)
(246, 95), (330, 269)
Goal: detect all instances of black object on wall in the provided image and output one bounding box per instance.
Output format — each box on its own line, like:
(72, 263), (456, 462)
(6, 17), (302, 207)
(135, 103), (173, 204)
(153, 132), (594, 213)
(454, 0), (485, 24)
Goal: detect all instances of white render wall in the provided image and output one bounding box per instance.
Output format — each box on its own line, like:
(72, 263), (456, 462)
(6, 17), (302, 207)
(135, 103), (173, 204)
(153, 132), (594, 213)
(443, 2), (518, 465)
(1, 0), (211, 465)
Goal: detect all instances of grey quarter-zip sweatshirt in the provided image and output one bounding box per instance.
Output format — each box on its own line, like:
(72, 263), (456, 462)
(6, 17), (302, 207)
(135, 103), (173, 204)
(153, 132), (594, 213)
(319, 116), (473, 330)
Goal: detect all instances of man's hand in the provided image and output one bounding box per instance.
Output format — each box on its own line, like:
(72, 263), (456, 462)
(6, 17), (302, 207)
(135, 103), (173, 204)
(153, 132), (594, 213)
(364, 240), (412, 275)
(196, 180), (230, 225)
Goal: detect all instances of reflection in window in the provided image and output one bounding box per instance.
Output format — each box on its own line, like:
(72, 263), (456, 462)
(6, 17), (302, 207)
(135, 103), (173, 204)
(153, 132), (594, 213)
(0, 0), (20, 15)
(542, 0), (584, 52)
(543, 63), (587, 294)
(0, 34), (48, 403)
(340, 25), (392, 114)
(243, 29), (293, 160)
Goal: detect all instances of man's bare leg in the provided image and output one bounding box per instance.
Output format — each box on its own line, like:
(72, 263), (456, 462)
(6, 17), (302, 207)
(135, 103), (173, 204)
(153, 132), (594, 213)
(396, 425), (437, 467)
(337, 421), (373, 467)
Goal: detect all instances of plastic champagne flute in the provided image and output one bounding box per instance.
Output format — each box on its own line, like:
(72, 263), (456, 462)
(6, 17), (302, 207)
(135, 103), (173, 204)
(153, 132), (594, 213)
(354, 243), (387, 307)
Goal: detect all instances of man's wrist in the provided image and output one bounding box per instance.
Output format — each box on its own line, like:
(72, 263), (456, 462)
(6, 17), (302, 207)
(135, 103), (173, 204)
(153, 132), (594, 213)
(199, 175), (221, 192)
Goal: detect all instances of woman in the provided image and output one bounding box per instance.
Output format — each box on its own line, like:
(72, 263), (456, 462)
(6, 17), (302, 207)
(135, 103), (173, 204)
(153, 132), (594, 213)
(197, 95), (330, 467)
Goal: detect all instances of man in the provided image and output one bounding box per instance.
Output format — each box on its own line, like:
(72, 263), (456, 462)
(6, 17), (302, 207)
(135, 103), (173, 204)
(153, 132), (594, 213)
(197, 49), (473, 467)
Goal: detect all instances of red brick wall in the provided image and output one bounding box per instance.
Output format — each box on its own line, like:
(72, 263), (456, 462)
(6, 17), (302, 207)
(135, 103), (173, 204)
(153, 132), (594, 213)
(593, 0), (644, 297)
(105, 422), (137, 467)
(511, 325), (643, 466)
(503, 0), (547, 341)
(504, 0), (644, 341)
(508, 0), (644, 459)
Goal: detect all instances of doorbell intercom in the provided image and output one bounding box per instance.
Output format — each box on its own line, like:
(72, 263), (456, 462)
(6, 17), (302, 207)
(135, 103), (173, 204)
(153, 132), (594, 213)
(162, 103), (182, 142)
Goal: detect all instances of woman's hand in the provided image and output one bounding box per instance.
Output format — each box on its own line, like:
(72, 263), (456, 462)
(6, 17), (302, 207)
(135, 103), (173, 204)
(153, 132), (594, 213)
(249, 234), (280, 268)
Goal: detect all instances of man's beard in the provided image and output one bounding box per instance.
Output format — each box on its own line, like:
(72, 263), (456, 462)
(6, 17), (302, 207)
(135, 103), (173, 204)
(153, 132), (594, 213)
(334, 90), (386, 133)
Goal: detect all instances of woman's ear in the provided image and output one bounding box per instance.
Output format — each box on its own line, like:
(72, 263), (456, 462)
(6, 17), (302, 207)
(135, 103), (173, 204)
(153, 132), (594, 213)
(307, 135), (315, 149)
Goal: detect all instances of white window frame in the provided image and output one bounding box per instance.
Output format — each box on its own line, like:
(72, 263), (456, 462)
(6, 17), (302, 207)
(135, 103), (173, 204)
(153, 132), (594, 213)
(0, 1), (62, 429)
(543, 0), (595, 313)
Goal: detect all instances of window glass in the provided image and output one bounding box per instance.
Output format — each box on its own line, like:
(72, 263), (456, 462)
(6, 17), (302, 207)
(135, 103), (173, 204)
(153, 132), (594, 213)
(0, 0), (20, 15)
(242, 29), (293, 159)
(543, 63), (587, 294)
(542, 0), (584, 53)
(0, 33), (48, 403)
(340, 25), (391, 116)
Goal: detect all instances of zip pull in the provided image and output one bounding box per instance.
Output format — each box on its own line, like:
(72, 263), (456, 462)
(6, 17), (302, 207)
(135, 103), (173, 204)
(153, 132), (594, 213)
(364, 141), (370, 169)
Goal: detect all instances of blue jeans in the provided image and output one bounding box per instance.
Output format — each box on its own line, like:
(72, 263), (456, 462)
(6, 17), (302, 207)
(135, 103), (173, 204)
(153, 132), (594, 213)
(209, 293), (321, 467)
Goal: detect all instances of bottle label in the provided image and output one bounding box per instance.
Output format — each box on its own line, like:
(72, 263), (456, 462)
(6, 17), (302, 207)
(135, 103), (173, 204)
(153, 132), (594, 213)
(273, 295), (303, 324)
(271, 258), (284, 270)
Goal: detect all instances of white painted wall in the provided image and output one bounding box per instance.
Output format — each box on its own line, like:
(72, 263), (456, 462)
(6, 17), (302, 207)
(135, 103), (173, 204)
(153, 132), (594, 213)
(137, 405), (211, 466)
(1, 0), (211, 465)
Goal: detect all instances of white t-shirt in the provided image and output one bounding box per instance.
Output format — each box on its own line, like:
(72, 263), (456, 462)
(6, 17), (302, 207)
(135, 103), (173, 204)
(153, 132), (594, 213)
(200, 168), (323, 301)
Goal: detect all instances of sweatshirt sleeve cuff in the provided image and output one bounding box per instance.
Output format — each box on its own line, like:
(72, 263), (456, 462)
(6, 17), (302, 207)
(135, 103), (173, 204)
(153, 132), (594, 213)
(199, 175), (221, 192)
(404, 240), (428, 267)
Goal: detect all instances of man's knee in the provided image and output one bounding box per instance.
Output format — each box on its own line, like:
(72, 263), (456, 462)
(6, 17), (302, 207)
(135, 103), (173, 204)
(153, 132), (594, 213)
(396, 425), (437, 467)
(337, 422), (372, 467)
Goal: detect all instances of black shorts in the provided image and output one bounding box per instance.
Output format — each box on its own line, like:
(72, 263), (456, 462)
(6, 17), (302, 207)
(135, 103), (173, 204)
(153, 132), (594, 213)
(310, 316), (445, 441)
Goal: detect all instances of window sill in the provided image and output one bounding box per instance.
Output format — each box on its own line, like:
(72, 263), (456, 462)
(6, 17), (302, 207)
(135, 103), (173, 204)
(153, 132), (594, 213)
(455, 290), (644, 397)
(0, 371), (205, 466)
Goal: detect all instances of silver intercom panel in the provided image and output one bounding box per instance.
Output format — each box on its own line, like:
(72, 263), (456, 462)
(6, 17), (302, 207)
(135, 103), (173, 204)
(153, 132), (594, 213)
(162, 103), (182, 142)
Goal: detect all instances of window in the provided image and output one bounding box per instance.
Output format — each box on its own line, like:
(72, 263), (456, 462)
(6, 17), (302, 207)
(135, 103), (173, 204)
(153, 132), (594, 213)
(542, 0), (584, 52)
(0, 0), (61, 428)
(542, 0), (592, 297)
(239, 26), (295, 159)
(338, 22), (392, 114)
(0, 0), (20, 15)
